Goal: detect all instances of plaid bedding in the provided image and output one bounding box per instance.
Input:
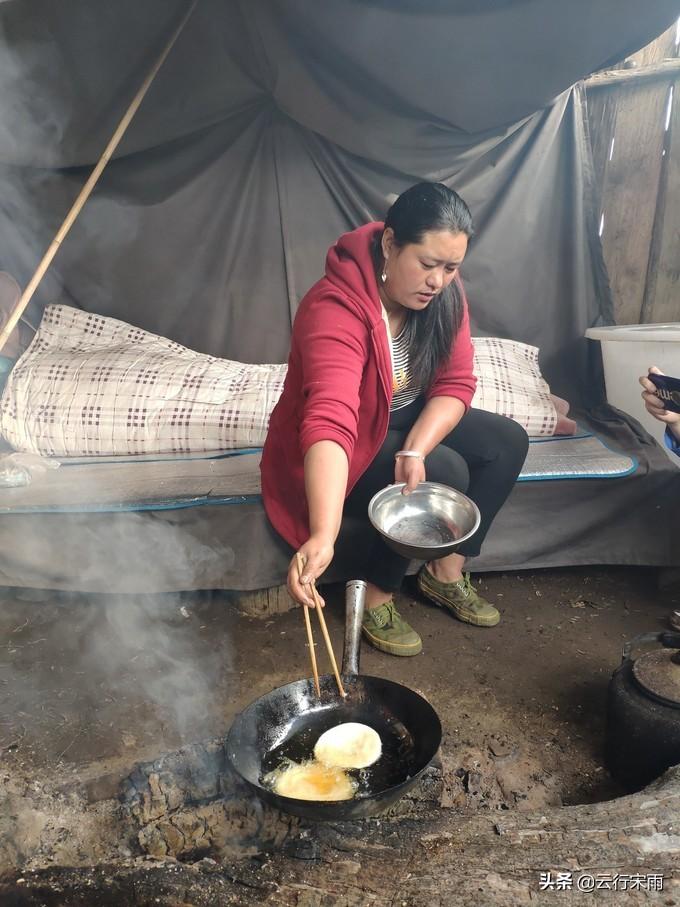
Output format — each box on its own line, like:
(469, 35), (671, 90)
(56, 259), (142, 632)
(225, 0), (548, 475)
(472, 337), (557, 437)
(0, 305), (287, 457)
(0, 308), (557, 457)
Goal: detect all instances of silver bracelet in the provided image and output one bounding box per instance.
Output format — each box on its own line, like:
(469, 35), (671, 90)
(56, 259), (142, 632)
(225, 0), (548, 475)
(395, 449), (425, 461)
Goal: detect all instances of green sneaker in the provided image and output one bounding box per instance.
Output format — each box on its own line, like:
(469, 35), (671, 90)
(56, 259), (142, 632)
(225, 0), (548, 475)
(361, 601), (422, 656)
(417, 568), (500, 627)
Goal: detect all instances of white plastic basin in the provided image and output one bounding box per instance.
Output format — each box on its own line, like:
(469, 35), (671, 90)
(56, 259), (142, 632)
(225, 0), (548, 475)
(585, 323), (680, 464)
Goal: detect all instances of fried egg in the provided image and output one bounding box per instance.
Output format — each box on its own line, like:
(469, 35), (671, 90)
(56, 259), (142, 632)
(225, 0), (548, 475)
(267, 759), (356, 801)
(314, 722), (382, 769)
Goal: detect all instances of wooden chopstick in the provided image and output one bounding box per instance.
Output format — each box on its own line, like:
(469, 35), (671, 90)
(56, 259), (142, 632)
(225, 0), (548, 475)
(295, 552), (347, 699)
(309, 582), (347, 699)
(296, 552), (321, 697)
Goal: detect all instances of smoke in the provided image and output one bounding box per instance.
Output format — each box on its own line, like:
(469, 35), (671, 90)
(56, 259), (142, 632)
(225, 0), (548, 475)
(81, 590), (229, 744)
(0, 8), (149, 318)
(1, 509), (236, 753)
(0, 11), (79, 314)
(0, 7), (234, 748)
(71, 513), (235, 742)
(0, 14), (71, 167)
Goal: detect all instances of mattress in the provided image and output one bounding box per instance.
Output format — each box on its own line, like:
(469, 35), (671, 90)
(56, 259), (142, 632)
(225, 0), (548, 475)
(0, 410), (677, 592)
(0, 430), (638, 514)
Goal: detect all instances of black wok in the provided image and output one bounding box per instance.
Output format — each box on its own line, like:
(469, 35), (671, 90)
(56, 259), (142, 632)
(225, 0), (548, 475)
(226, 580), (442, 821)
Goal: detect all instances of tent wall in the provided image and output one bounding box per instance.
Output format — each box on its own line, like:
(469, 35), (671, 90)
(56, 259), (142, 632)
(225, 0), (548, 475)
(0, 0), (678, 412)
(1, 4), (679, 591)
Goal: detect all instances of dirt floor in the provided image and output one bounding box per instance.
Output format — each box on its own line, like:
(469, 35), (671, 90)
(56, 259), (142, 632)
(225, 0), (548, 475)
(1, 566), (679, 902)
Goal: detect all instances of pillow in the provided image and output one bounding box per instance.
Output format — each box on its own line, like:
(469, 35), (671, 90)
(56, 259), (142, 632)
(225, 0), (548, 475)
(1, 308), (574, 457)
(472, 337), (572, 437)
(0, 305), (286, 457)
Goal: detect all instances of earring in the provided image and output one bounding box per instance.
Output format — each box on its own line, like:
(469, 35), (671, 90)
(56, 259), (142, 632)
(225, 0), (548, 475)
(381, 270), (387, 283)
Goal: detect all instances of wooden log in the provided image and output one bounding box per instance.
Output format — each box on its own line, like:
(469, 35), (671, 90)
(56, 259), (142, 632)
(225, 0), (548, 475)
(3, 766), (680, 905)
(232, 584), (296, 618)
(585, 58), (680, 90)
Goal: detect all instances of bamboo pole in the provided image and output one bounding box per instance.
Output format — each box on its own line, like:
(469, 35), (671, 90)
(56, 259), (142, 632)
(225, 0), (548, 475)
(0, 0), (199, 354)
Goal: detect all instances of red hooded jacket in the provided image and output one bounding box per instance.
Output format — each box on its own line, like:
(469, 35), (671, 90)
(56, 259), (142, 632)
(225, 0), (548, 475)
(260, 222), (477, 549)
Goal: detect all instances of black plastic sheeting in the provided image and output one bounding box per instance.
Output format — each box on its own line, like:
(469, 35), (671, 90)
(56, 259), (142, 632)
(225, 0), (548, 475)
(1, 1), (679, 588)
(0, 0), (677, 406)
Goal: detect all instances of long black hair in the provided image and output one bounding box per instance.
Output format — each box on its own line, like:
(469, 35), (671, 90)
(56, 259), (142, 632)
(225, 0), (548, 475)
(371, 182), (474, 390)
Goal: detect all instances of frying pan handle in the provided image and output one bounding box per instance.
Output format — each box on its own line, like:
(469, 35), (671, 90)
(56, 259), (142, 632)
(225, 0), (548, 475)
(343, 580), (367, 677)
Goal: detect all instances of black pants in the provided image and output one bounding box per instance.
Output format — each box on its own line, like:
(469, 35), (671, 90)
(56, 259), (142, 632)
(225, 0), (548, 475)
(344, 398), (529, 593)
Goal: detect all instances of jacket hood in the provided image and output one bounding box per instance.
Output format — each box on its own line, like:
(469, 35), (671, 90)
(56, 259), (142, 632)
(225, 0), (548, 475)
(324, 222), (384, 327)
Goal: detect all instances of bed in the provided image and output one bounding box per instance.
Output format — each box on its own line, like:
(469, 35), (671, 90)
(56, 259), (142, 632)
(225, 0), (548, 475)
(0, 406), (677, 599)
(0, 304), (677, 598)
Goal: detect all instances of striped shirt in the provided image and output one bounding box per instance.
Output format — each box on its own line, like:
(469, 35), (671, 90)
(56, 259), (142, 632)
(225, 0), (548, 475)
(390, 324), (422, 411)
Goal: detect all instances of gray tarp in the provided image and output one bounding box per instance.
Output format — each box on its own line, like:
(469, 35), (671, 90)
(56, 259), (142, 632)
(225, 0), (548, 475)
(0, 0), (678, 404)
(0, 1), (679, 591)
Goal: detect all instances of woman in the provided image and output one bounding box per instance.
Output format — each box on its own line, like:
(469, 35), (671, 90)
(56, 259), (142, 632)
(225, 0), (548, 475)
(261, 182), (529, 656)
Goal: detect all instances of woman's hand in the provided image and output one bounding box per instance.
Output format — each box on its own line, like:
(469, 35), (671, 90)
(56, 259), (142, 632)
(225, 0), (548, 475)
(640, 367), (680, 430)
(287, 535), (335, 607)
(395, 454), (426, 495)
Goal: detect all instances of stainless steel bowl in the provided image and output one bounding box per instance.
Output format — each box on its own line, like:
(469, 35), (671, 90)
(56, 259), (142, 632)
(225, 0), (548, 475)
(367, 482), (481, 560)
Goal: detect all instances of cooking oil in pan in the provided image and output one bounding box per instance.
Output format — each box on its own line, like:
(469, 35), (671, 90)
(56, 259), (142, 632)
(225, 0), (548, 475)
(261, 716), (416, 801)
